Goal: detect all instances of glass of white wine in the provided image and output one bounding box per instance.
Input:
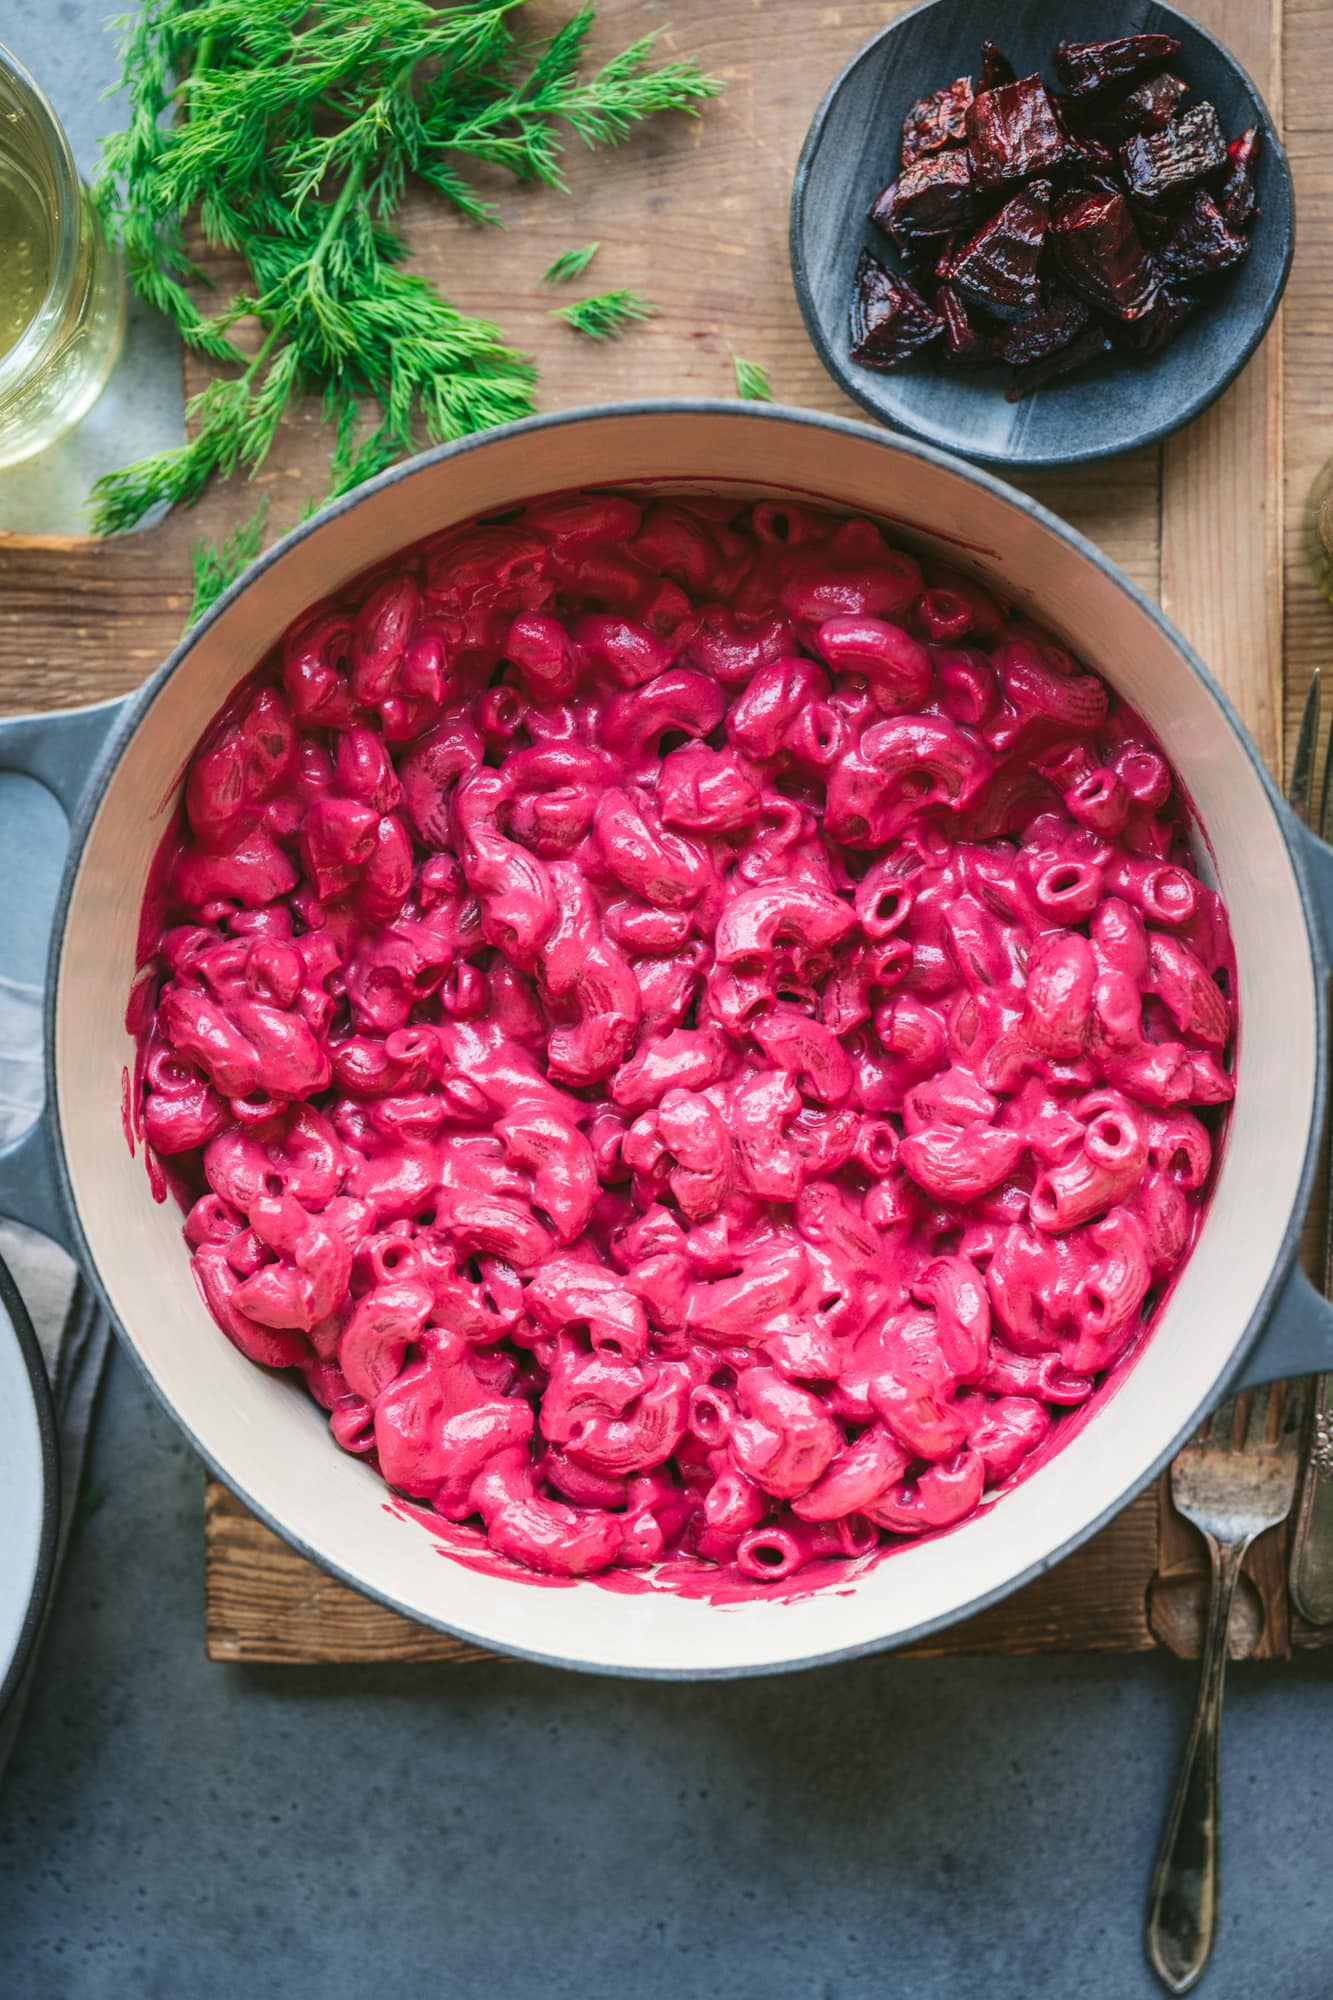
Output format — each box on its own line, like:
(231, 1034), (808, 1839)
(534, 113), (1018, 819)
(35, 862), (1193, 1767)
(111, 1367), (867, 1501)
(0, 41), (125, 471)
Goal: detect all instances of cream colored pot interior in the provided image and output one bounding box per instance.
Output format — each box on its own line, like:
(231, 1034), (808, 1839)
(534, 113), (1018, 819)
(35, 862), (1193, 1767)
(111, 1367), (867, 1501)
(54, 409), (1317, 1675)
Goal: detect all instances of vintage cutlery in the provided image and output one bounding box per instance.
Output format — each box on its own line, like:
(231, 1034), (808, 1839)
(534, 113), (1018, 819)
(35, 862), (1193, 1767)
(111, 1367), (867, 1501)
(1145, 1383), (1305, 1993)
(1145, 676), (1320, 1995)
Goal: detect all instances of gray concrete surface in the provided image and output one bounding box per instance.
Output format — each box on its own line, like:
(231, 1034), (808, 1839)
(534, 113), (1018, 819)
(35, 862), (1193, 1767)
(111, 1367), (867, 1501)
(2, 10), (1332, 1999)
(3, 1351), (1333, 2000)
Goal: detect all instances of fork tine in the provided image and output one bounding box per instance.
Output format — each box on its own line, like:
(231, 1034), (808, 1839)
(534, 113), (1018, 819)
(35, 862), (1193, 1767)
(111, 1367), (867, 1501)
(1291, 669), (1321, 826)
(1244, 1381), (1277, 1447)
(1204, 1396), (1240, 1445)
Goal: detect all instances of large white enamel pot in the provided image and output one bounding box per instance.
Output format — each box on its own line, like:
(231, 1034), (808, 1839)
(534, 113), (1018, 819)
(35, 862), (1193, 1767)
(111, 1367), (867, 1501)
(7, 403), (1333, 1679)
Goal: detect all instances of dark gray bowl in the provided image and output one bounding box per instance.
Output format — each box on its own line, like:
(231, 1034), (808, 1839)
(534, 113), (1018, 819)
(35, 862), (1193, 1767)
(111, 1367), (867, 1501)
(790, 0), (1294, 467)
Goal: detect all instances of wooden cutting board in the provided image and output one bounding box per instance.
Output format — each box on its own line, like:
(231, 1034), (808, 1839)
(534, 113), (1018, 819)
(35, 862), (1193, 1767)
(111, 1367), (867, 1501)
(2, 0), (1330, 1664)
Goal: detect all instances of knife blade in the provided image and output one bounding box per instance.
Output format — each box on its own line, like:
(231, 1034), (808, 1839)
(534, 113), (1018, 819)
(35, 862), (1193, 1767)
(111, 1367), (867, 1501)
(1289, 670), (1333, 1625)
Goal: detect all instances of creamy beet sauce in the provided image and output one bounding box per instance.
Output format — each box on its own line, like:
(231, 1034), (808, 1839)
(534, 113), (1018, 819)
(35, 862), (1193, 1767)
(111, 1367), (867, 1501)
(120, 1065), (135, 1157)
(129, 490), (1235, 1591)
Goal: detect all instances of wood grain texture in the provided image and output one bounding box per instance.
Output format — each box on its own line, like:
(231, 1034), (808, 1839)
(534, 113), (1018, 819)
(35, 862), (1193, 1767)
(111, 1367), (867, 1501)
(205, 1484), (490, 1665)
(205, 1480), (1161, 1666)
(0, 0), (1314, 1663)
(1160, 0), (1286, 777)
(1282, 0), (1333, 777)
(1151, 0), (1304, 1661)
(205, 1465), (1333, 1663)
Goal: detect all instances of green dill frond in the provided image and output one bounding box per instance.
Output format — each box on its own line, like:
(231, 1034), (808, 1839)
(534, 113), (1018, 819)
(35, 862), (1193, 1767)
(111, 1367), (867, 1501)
(90, 3), (722, 531)
(554, 287), (656, 339)
(543, 242), (599, 285)
(551, 32), (722, 150)
(529, 6), (597, 91)
(190, 496), (270, 623)
(89, 371), (255, 534)
(89, 431), (223, 536)
(732, 353), (773, 402)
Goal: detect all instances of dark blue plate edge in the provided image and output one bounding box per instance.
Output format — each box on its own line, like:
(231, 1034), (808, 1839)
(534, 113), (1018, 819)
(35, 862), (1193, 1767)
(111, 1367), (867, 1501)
(788, 0), (1296, 469)
(0, 1246), (60, 1718)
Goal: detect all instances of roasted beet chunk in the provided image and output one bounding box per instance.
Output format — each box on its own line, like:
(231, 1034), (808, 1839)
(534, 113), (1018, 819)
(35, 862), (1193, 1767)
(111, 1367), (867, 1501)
(979, 40), (1016, 92)
(1156, 188), (1250, 282)
(868, 178), (902, 243)
(937, 284), (986, 364)
(995, 290), (1091, 367)
(1054, 35), (1182, 98)
(1127, 195), (1176, 247)
(1006, 325), (1112, 400)
(1219, 125), (1262, 228)
(849, 249), (944, 369)
(1072, 132), (1120, 173)
(886, 232), (935, 283)
(885, 151), (980, 235)
(1119, 284), (1197, 355)
(1108, 72), (1190, 138)
(868, 191), (947, 276)
(1120, 102), (1227, 202)
(1052, 187), (1158, 320)
(950, 181), (1051, 322)
(966, 74), (1067, 190)
(901, 76), (974, 164)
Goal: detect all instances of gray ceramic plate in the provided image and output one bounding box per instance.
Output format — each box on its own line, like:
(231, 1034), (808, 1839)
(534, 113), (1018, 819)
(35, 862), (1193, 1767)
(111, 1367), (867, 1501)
(0, 1255), (58, 1716)
(790, 0), (1294, 467)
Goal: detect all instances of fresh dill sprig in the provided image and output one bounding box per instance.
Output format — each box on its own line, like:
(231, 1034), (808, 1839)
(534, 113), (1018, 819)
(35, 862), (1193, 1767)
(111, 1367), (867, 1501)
(91, 3), (722, 534)
(732, 354), (773, 402)
(190, 496), (270, 623)
(543, 242), (600, 284)
(554, 287), (657, 339)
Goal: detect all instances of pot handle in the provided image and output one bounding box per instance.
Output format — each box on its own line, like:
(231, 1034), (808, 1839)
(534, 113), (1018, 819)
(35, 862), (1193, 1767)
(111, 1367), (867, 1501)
(1221, 818), (1333, 1382)
(1236, 818), (1333, 1383)
(1232, 1265), (1333, 1391)
(1294, 816), (1333, 968)
(0, 697), (131, 1256)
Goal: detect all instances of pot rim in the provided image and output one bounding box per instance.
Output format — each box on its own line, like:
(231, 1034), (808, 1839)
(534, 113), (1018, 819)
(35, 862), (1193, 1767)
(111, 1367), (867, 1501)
(43, 399), (1330, 1677)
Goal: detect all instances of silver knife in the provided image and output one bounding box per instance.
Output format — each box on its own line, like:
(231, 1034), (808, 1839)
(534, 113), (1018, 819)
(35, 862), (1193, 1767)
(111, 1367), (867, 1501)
(1289, 671), (1333, 1624)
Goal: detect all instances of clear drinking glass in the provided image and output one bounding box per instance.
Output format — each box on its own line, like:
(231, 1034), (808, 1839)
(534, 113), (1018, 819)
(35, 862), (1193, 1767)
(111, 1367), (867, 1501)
(0, 42), (125, 471)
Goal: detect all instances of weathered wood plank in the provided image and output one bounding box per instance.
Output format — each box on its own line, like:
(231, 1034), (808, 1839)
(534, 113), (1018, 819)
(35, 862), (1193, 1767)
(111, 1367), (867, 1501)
(1161, 0), (1286, 776)
(204, 1479), (1161, 1665)
(205, 1484), (490, 1666)
(1282, 0), (1333, 776)
(0, 0), (1314, 1663)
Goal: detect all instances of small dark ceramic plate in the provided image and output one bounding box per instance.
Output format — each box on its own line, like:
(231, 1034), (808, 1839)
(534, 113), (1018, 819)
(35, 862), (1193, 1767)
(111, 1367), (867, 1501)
(790, 0), (1294, 468)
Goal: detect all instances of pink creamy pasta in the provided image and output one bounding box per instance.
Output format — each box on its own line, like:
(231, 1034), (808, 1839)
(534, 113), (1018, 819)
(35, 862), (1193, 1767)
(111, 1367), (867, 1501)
(131, 491), (1235, 1583)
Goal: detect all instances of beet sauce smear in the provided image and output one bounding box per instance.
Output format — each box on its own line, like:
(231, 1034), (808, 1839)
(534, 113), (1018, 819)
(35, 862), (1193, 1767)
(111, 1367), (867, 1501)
(128, 490), (1235, 1586)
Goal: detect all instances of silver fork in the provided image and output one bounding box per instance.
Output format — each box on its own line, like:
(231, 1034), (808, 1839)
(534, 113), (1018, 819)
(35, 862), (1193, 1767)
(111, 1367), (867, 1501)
(1145, 1383), (1305, 1993)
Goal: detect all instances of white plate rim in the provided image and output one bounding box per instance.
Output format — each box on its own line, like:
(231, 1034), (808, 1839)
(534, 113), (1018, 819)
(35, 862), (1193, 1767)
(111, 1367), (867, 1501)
(0, 1252), (59, 1716)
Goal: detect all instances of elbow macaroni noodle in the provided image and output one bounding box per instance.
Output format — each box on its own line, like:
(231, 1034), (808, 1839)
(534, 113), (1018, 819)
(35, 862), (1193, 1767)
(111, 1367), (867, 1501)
(131, 491), (1235, 1583)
